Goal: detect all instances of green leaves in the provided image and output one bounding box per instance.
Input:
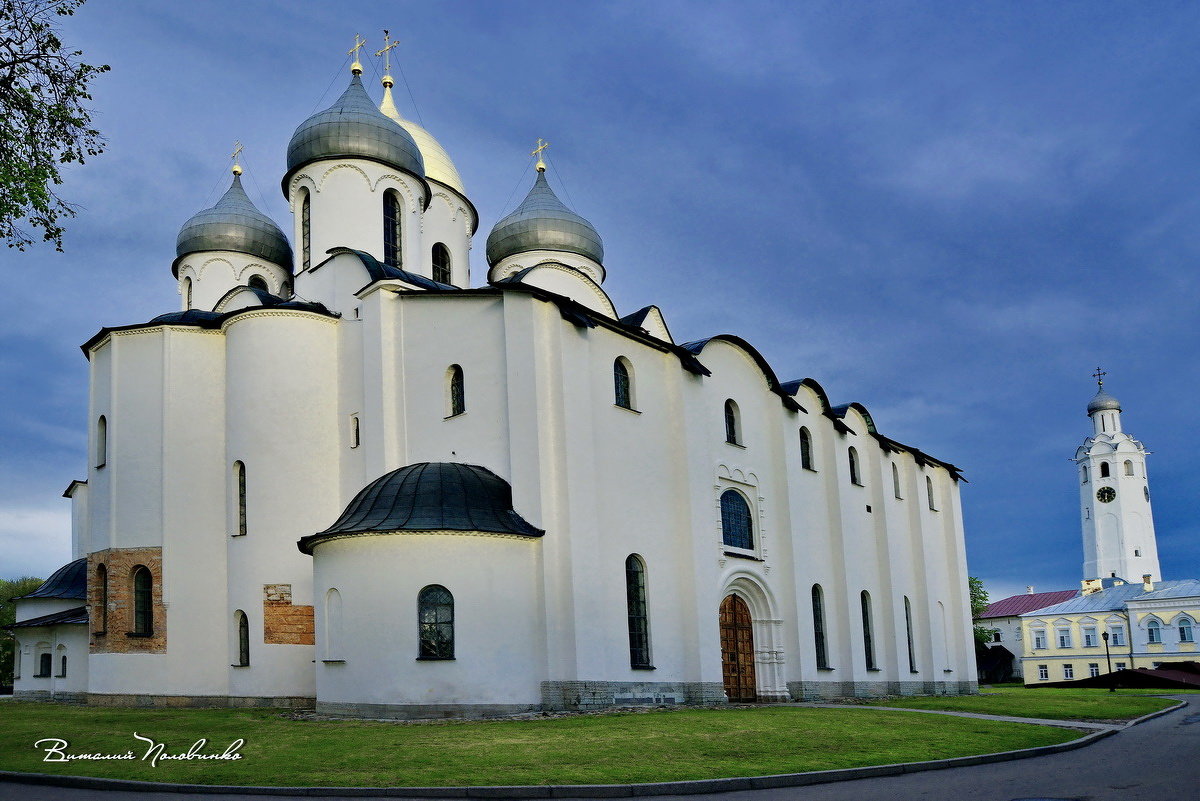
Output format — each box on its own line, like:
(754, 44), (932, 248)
(0, 0), (109, 251)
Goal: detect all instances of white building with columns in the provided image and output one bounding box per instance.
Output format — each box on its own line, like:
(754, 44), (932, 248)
(8, 58), (977, 716)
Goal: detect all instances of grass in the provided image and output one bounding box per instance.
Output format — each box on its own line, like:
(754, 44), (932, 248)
(862, 685), (1182, 721)
(0, 703), (1076, 787)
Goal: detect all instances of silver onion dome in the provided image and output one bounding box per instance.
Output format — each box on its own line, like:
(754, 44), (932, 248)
(485, 170), (604, 267)
(175, 174), (292, 268)
(1087, 388), (1122, 415)
(286, 74), (424, 177)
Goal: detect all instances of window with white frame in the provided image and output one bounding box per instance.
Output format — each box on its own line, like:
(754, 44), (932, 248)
(1057, 627), (1072, 648)
(1148, 619), (1163, 644)
(1033, 629), (1047, 650)
(1037, 664), (1049, 680)
(1109, 624), (1126, 646)
(1179, 618), (1195, 643)
(1083, 626), (1098, 647)
(1063, 664), (1074, 679)
(1115, 661), (1127, 670)
(1088, 663), (1100, 677)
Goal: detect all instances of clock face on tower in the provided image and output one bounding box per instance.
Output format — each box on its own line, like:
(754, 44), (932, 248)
(1097, 486), (1116, 503)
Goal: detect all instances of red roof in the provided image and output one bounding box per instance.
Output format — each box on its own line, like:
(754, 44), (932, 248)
(979, 590), (1079, 619)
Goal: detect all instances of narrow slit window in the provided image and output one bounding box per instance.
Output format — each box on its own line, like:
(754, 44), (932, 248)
(132, 566), (153, 636)
(799, 427), (814, 470)
(812, 584), (829, 669)
(350, 416), (360, 449)
(96, 564), (108, 633)
(447, 365), (465, 417)
(724, 399), (740, 445)
(614, 358), (633, 410)
(418, 585), (454, 659)
(432, 242), (451, 284)
(301, 190), (311, 271)
(383, 190), (403, 268)
(892, 462), (902, 499)
(904, 596), (917, 672)
(927, 476), (937, 511)
(860, 591), (876, 670)
(848, 447), (861, 486)
(234, 461), (247, 536)
(235, 610), (250, 666)
(95, 415), (107, 469)
(625, 555), (651, 668)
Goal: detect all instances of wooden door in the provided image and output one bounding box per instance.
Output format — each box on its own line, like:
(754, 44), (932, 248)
(720, 594), (757, 702)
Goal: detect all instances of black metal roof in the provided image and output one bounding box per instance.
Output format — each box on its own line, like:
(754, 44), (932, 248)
(319, 247), (457, 291)
(299, 462), (543, 554)
(4, 606), (88, 629)
(14, 558), (86, 600)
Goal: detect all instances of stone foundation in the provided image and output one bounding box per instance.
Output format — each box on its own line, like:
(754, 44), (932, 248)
(86, 693), (314, 708)
(316, 701), (540, 720)
(540, 680), (727, 710)
(787, 679), (978, 700)
(12, 690), (86, 704)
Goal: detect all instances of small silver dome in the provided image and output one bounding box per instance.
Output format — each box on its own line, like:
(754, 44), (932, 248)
(485, 170), (603, 267)
(1087, 388), (1122, 414)
(175, 175), (292, 268)
(286, 74), (424, 177)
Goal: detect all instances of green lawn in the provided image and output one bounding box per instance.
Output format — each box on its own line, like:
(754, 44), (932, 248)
(0, 703), (1076, 787)
(863, 685), (1181, 721)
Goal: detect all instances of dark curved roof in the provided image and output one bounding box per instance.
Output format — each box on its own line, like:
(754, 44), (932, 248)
(319, 247), (456, 291)
(832, 402), (878, 434)
(5, 606), (87, 629)
(174, 175), (293, 272)
(15, 558), (86, 600)
(299, 462), (543, 554)
(285, 74), (424, 180)
(486, 171), (604, 267)
(682, 335), (802, 412)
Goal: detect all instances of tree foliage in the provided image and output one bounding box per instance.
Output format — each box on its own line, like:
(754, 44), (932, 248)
(969, 576), (998, 645)
(0, 575), (45, 687)
(0, 0), (108, 251)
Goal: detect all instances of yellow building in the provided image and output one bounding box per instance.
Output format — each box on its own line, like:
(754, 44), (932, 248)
(1019, 576), (1200, 684)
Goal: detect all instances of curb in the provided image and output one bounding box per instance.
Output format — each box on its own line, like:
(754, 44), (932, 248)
(1124, 697), (1187, 728)
(0, 726), (1123, 798)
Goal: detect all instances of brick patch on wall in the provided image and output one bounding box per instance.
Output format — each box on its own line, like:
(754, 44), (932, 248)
(88, 547), (167, 654)
(263, 583), (314, 645)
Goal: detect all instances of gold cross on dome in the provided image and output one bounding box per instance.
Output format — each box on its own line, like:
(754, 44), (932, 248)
(1093, 366), (1107, 387)
(349, 34), (367, 73)
(376, 30), (399, 72)
(231, 141), (243, 175)
(532, 138), (549, 171)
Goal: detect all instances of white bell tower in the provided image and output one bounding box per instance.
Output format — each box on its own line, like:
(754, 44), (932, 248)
(1075, 369), (1161, 582)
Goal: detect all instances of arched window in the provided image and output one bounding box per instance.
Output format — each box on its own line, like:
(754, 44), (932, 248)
(350, 415), (360, 449)
(325, 588), (343, 660)
(1147, 618), (1162, 644)
(812, 584), (829, 669)
(58, 652), (67, 677)
(625, 555), (652, 668)
(1124, 460), (1134, 476)
(182, 277), (192, 310)
(848, 447), (861, 486)
(447, 364), (465, 417)
(1081, 464), (1089, 484)
(383, 190), (403, 268)
(95, 415), (107, 469)
(1100, 462), (1111, 478)
(614, 358), (633, 410)
(132, 566), (153, 636)
(38, 652), (51, 678)
(432, 242), (451, 284)
(904, 596), (917, 673)
(247, 274), (268, 291)
(926, 476), (937, 511)
(860, 591), (876, 670)
(1179, 618), (1194, 643)
(300, 189), (311, 271)
(234, 461), (247, 536)
(418, 585), (454, 659)
(892, 463), (903, 499)
(235, 610), (250, 666)
(720, 489), (753, 550)
(96, 564), (108, 633)
(799, 427), (814, 470)
(724, 399), (741, 445)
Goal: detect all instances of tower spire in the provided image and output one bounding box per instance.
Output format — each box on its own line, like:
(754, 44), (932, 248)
(531, 138), (549, 172)
(349, 33), (367, 75)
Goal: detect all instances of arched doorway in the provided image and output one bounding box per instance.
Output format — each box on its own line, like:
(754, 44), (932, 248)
(720, 594), (756, 702)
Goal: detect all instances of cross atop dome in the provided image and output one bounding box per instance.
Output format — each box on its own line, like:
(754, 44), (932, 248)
(349, 33), (367, 74)
(532, 138), (549, 172)
(1093, 366), (1107, 388)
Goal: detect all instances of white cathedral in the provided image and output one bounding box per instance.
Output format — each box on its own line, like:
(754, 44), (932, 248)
(8, 53), (977, 717)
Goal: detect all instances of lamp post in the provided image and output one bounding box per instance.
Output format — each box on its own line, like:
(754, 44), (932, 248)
(1102, 630), (1114, 693)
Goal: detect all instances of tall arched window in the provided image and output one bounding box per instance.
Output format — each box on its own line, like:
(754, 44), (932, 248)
(95, 415), (107, 469)
(58, 651), (67, 677)
(724, 399), (741, 445)
(1180, 617), (1194, 643)
(383, 190), (403, 268)
(812, 584), (830, 669)
(300, 189), (311, 271)
(247, 274), (268, 291)
(799, 427), (814, 470)
(325, 588), (343, 659)
(182, 277), (192, 310)
(1147, 618), (1162, 644)
(892, 462), (903, 499)
(848, 447), (861, 486)
(234, 461), (247, 536)
(1100, 462), (1111, 478)
(613, 358), (633, 410)
(860, 591), (876, 670)
(96, 564), (108, 633)
(447, 364), (465, 417)
(1124, 460), (1134, 476)
(625, 555), (652, 668)
(432, 242), (451, 284)
(350, 415), (360, 448)
(1081, 464), (1089, 483)
(720, 489), (753, 550)
(235, 610), (250, 666)
(926, 476), (937, 511)
(904, 596), (917, 672)
(132, 566), (153, 636)
(38, 652), (51, 677)
(418, 585), (454, 659)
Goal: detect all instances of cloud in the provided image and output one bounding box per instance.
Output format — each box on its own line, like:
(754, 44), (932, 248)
(0, 505), (72, 580)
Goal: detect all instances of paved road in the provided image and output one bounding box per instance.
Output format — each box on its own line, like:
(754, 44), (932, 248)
(0, 699), (1193, 801)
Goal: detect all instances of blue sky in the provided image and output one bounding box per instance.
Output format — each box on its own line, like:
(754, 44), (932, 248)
(2, 1), (1198, 603)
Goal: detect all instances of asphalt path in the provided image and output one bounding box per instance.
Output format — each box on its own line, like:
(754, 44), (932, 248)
(0, 698), (1193, 801)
